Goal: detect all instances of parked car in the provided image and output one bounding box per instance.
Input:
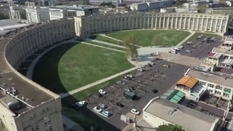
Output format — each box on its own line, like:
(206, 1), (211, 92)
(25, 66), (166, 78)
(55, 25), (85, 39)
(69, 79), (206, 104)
(76, 100), (87, 107)
(179, 45), (184, 49)
(131, 109), (140, 115)
(124, 75), (134, 79)
(93, 106), (102, 113)
(115, 102), (124, 107)
(174, 47), (180, 51)
(185, 50), (192, 53)
(169, 50), (177, 54)
(98, 103), (106, 109)
(187, 42), (192, 45)
(99, 89), (106, 95)
(102, 110), (111, 117)
(138, 68), (146, 72)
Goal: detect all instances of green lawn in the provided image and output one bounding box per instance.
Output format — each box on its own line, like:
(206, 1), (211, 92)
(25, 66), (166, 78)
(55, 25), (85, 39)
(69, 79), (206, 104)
(90, 35), (122, 45)
(33, 43), (133, 93)
(62, 73), (128, 131)
(182, 32), (222, 44)
(106, 30), (191, 47)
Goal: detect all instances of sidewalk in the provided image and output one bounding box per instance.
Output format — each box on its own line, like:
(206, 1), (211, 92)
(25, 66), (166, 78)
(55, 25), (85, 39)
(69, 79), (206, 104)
(99, 34), (123, 42)
(176, 31), (196, 47)
(59, 67), (138, 98)
(85, 38), (125, 49)
(81, 42), (125, 53)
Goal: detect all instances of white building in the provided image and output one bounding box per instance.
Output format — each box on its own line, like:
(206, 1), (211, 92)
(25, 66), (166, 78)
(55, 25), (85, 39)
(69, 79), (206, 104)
(142, 97), (220, 131)
(25, 6), (50, 23)
(130, 0), (174, 11)
(185, 69), (233, 101)
(49, 5), (99, 20)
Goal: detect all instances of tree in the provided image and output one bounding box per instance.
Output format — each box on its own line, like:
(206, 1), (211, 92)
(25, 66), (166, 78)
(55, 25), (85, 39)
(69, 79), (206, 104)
(123, 34), (139, 60)
(152, 35), (163, 46)
(157, 124), (185, 131)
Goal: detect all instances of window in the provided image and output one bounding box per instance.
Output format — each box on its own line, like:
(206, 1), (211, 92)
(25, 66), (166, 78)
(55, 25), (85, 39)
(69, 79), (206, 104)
(224, 88), (231, 92)
(31, 124), (39, 131)
(208, 83), (214, 88)
(215, 91), (221, 95)
(199, 81), (206, 85)
(216, 85), (222, 90)
(223, 93), (230, 97)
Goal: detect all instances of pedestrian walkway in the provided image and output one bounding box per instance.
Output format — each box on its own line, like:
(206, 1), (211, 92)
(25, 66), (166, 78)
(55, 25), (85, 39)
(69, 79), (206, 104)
(175, 31), (196, 47)
(81, 42), (125, 53)
(85, 38), (125, 49)
(99, 34), (123, 42)
(59, 67), (138, 98)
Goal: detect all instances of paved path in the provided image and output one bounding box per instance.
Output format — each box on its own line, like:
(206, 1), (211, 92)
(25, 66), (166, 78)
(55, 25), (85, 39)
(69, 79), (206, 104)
(59, 67), (138, 98)
(81, 41), (125, 53)
(176, 31), (195, 47)
(99, 34), (123, 42)
(85, 38), (125, 49)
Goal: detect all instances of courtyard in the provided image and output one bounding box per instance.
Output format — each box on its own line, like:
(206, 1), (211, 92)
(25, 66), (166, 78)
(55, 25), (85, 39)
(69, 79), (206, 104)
(105, 30), (191, 47)
(33, 43), (133, 93)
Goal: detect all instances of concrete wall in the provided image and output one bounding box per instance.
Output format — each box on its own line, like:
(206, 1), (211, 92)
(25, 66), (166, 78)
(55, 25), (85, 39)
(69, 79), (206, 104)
(74, 13), (229, 38)
(143, 111), (170, 128)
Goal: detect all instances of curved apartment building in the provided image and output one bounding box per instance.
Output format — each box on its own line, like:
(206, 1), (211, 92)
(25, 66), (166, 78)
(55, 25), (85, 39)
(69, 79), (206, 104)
(0, 19), (75, 131)
(74, 13), (230, 37)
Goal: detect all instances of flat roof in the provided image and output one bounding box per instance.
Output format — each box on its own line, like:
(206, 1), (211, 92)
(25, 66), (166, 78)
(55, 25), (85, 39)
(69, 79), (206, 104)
(186, 69), (233, 88)
(208, 52), (222, 59)
(0, 19), (23, 27)
(176, 76), (198, 89)
(52, 5), (99, 10)
(0, 22), (58, 115)
(144, 98), (219, 131)
(212, 47), (233, 56)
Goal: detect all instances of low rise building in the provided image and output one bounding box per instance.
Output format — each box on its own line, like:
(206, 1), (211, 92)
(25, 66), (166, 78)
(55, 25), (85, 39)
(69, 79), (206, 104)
(175, 75), (206, 101)
(49, 5), (99, 20)
(25, 6), (50, 23)
(130, 0), (174, 11)
(206, 7), (233, 15)
(142, 97), (220, 131)
(185, 68), (233, 100)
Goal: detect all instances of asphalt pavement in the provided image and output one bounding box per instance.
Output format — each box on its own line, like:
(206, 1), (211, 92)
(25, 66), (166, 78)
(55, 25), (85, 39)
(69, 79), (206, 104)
(179, 37), (223, 58)
(77, 59), (188, 131)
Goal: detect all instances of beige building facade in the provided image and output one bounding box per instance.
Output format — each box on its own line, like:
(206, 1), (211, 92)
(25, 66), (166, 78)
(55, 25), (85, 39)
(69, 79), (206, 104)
(142, 97), (219, 131)
(185, 69), (233, 100)
(74, 13), (230, 38)
(0, 18), (75, 131)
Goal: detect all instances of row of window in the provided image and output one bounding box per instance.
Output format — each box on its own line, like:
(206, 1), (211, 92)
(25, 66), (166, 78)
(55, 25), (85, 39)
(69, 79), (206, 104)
(200, 81), (232, 93)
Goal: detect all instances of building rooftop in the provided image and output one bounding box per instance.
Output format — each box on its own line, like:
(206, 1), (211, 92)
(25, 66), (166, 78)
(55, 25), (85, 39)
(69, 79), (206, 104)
(0, 21), (59, 116)
(186, 69), (233, 88)
(208, 52), (222, 59)
(176, 76), (198, 89)
(52, 5), (99, 10)
(144, 98), (219, 131)
(212, 47), (233, 56)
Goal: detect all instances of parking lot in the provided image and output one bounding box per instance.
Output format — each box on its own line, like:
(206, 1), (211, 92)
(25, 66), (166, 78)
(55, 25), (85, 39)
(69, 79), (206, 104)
(77, 59), (188, 130)
(178, 36), (223, 58)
